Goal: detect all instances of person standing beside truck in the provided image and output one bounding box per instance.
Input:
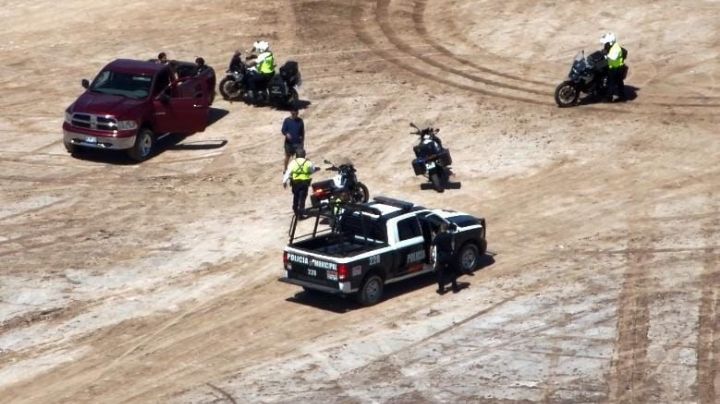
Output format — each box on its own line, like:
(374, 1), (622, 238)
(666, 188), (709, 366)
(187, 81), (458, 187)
(282, 149), (318, 218)
(432, 222), (459, 294)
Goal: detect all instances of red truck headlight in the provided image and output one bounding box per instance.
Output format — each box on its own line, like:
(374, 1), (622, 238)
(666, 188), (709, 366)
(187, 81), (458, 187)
(116, 120), (138, 131)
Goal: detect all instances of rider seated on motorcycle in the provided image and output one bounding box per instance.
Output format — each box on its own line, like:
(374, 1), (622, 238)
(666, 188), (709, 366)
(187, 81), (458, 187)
(244, 40), (276, 101)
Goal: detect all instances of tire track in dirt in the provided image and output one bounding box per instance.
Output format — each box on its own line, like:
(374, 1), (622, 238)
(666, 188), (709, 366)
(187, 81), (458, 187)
(374, 0), (549, 103)
(410, 0), (550, 88)
(350, 0), (546, 106)
(608, 215), (654, 402)
(697, 215), (720, 404)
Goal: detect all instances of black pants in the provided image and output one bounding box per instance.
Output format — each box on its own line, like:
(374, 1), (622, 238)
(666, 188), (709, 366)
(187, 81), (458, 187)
(291, 180), (311, 216)
(247, 71), (273, 94)
(435, 256), (457, 292)
(607, 68), (626, 100)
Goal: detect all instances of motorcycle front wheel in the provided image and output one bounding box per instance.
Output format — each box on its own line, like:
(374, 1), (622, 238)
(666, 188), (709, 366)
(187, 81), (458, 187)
(554, 81), (579, 107)
(219, 77), (243, 100)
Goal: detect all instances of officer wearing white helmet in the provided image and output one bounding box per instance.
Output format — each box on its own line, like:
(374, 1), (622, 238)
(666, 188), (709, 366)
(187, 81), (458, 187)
(245, 40), (276, 102)
(600, 32), (627, 102)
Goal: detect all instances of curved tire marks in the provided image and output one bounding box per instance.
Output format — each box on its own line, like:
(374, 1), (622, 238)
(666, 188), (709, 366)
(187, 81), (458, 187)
(410, 0), (550, 88)
(349, 0), (547, 105)
(354, 0), (719, 113)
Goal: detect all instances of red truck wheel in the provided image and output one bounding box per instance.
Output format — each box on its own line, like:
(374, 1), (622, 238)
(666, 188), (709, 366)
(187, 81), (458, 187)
(127, 128), (154, 162)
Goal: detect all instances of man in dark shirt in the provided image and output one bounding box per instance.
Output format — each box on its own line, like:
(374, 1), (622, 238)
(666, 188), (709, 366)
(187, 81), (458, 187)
(281, 108), (305, 172)
(432, 222), (459, 294)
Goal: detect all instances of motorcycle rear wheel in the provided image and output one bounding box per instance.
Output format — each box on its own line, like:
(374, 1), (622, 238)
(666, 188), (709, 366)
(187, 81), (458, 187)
(430, 171), (445, 193)
(351, 182), (370, 204)
(554, 81), (579, 107)
(219, 77), (243, 100)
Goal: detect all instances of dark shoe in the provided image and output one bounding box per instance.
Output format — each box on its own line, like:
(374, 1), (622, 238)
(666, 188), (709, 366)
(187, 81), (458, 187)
(436, 288), (446, 295)
(451, 283), (460, 293)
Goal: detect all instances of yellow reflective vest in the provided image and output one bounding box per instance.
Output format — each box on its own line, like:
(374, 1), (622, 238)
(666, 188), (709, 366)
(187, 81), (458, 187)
(258, 52), (276, 75)
(289, 158), (312, 181)
(607, 42), (625, 69)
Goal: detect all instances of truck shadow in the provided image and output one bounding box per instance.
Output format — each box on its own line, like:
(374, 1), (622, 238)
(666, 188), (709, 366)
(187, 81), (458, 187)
(285, 254), (496, 313)
(207, 107), (230, 126)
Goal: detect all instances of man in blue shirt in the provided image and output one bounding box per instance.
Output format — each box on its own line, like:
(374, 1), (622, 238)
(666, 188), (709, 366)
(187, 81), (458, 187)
(281, 108), (305, 171)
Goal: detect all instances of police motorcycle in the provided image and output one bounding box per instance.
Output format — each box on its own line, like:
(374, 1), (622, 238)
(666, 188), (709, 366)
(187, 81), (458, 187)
(410, 123), (453, 192)
(554, 48), (628, 107)
(218, 51), (301, 107)
(218, 51), (247, 101)
(310, 159), (369, 213)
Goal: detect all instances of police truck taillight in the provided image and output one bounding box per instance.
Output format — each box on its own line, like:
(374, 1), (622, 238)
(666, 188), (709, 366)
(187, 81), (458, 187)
(283, 252), (291, 270)
(338, 264), (348, 280)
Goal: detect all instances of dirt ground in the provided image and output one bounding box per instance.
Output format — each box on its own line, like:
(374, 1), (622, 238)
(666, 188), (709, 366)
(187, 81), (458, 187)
(1, 0), (719, 402)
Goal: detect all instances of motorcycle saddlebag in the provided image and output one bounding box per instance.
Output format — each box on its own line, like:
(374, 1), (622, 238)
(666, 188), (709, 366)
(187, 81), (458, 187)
(280, 61), (300, 83)
(438, 149), (452, 167)
(412, 158), (426, 175)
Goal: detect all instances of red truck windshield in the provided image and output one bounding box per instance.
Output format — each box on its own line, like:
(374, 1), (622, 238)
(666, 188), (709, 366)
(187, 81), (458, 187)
(90, 70), (153, 100)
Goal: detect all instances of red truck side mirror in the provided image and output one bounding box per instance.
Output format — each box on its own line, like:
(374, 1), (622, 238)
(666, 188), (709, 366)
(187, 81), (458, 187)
(81, 79), (90, 89)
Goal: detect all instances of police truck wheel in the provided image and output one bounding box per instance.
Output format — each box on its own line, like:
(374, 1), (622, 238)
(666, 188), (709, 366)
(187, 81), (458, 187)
(127, 128), (154, 162)
(456, 243), (480, 274)
(356, 274), (384, 306)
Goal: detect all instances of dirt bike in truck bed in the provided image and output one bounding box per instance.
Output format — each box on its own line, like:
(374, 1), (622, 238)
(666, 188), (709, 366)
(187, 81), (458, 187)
(280, 196), (487, 306)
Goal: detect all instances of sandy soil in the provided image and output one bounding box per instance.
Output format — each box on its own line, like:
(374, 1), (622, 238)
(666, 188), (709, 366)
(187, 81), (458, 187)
(1, 0), (719, 402)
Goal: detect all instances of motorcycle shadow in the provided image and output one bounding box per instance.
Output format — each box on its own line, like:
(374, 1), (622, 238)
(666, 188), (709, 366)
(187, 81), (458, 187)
(244, 97), (312, 111)
(420, 181), (462, 192)
(578, 85), (639, 106)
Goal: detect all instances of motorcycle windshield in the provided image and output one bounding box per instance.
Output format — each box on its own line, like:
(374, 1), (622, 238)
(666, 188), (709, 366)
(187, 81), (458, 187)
(570, 51), (588, 77)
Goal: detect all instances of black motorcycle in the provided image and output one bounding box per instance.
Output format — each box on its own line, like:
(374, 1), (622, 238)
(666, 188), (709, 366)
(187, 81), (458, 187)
(410, 123), (453, 192)
(218, 52), (301, 107)
(555, 50), (609, 107)
(310, 159), (369, 212)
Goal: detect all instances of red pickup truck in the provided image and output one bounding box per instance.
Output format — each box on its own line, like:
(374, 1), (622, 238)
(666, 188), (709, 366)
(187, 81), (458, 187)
(63, 58), (216, 161)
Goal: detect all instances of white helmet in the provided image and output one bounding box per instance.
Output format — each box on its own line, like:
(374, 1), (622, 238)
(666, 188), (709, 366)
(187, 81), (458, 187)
(254, 40), (270, 52)
(600, 32), (616, 45)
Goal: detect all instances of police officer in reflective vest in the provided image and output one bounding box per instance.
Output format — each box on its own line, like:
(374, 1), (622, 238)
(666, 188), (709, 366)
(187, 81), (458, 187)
(282, 149), (318, 217)
(246, 40), (276, 101)
(601, 32), (627, 102)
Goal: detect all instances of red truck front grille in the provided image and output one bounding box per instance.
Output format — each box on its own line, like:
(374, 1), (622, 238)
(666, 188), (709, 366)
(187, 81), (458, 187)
(71, 113), (117, 131)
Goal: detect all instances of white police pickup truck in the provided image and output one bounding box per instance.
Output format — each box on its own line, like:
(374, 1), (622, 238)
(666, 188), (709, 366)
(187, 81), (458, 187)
(280, 196), (487, 306)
